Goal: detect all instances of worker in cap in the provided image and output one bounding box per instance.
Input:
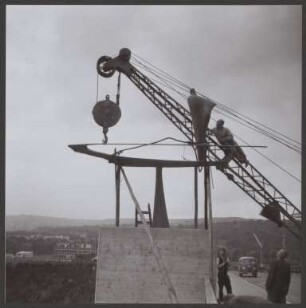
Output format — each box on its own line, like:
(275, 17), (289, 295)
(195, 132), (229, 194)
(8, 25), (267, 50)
(190, 88), (197, 95)
(210, 119), (248, 167)
(276, 249), (288, 260)
(265, 249), (291, 303)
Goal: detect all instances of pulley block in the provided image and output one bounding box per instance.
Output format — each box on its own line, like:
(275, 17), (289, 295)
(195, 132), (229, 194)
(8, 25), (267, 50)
(97, 56), (115, 78)
(92, 95), (121, 144)
(260, 201), (282, 227)
(92, 95), (121, 128)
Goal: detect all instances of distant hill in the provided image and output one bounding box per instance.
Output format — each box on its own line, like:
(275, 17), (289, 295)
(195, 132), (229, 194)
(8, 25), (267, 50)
(6, 215), (301, 263)
(5, 215), (112, 231)
(6, 215), (251, 231)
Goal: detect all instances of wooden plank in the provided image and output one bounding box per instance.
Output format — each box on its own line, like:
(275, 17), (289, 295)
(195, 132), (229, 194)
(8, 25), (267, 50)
(121, 168), (179, 304)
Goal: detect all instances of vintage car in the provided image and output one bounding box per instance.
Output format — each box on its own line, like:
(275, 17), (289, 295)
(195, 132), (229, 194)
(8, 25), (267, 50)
(238, 256), (258, 277)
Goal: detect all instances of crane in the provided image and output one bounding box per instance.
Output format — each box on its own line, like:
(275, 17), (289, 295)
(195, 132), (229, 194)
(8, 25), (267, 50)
(96, 48), (301, 239)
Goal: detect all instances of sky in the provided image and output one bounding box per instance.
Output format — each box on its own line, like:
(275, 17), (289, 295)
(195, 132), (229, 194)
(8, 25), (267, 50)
(6, 5), (302, 221)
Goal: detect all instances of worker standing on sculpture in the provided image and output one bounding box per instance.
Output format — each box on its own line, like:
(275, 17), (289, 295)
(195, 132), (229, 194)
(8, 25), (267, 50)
(187, 88), (215, 162)
(210, 119), (248, 167)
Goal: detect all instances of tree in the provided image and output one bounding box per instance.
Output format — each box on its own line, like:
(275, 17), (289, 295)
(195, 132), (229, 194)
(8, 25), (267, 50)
(248, 250), (260, 260)
(230, 248), (242, 261)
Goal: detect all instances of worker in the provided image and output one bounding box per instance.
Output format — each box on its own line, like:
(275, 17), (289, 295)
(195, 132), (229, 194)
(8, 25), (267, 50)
(217, 247), (232, 303)
(265, 249), (291, 304)
(210, 119), (248, 167)
(190, 88), (196, 95)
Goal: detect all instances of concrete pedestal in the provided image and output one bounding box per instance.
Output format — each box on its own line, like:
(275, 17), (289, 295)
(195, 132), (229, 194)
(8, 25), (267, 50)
(95, 227), (213, 303)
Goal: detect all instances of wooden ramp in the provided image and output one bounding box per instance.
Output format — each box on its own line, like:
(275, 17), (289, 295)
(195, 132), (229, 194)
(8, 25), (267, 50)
(95, 227), (212, 303)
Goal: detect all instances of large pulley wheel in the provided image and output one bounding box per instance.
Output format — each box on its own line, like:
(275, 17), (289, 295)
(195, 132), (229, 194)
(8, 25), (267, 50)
(97, 56), (115, 78)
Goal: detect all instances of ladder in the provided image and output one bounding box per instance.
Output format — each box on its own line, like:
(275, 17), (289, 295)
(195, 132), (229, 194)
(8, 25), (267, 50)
(135, 203), (152, 227)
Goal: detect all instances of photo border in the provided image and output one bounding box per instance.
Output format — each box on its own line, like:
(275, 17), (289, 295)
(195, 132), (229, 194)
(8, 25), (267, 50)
(1, 1), (304, 308)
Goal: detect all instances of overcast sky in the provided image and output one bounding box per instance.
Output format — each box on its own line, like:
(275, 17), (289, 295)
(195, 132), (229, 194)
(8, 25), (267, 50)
(6, 5), (302, 221)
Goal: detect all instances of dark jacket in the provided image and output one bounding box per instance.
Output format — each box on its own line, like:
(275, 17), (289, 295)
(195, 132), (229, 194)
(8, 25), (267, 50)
(265, 259), (291, 301)
(217, 257), (230, 277)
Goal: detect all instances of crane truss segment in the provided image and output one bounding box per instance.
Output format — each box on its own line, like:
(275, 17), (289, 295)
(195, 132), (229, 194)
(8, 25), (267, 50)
(207, 144), (301, 215)
(128, 69), (194, 141)
(98, 50), (301, 239)
(130, 68), (302, 238)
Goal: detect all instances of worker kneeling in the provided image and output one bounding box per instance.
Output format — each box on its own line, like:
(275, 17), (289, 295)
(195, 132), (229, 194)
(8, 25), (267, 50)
(210, 119), (248, 167)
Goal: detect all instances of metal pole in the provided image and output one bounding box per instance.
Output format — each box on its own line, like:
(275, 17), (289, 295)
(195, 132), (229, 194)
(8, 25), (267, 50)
(253, 233), (263, 268)
(208, 168), (216, 293)
(115, 165), (121, 227)
(194, 167), (198, 229)
(204, 166), (208, 230)
(203, 130), (209, 230)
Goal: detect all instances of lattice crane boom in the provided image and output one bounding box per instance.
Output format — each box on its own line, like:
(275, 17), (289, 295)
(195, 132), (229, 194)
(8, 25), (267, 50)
(98, 48), (301, 239)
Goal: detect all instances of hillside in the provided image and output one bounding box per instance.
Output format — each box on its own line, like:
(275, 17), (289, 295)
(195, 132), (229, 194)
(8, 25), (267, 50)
(6, 215), (250, 231)
(6, 215), (113, 231)
(6, 215), (301, 263)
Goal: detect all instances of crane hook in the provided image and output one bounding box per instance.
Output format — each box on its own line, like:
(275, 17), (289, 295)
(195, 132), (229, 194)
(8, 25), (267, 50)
(102, 127), (109, 144)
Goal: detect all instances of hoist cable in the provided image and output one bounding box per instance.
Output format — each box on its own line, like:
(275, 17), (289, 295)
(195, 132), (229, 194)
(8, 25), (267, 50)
(132, 58), (301, 180)
(132, 53), (190, 90)
(131, 55), (301, 149)
(131, 59), (189, 97)
(111, 54), (301, 182)
(142, 50), (301, 149)
(116, 72), (121, 105)
(137, 59), (301, 153)
(96, 73), (99, 102)
(214, 100), (301, 146)
(195, 91), (301, 152)
(214, 108), (301, 153)
(213, 103), (301, 150)
(213, 108), (301, 154)
(209, 117), (301, 183)
(199, 91), (301, 151)
(239, 140), (301, 183)
(137, 70), (188, 99)
(133, 58), (189, 90)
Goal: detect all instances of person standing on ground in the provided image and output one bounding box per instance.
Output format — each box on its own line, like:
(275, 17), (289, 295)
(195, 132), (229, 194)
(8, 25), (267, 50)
(265, 249), (291, 304)
(217, 247), (233, 303)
